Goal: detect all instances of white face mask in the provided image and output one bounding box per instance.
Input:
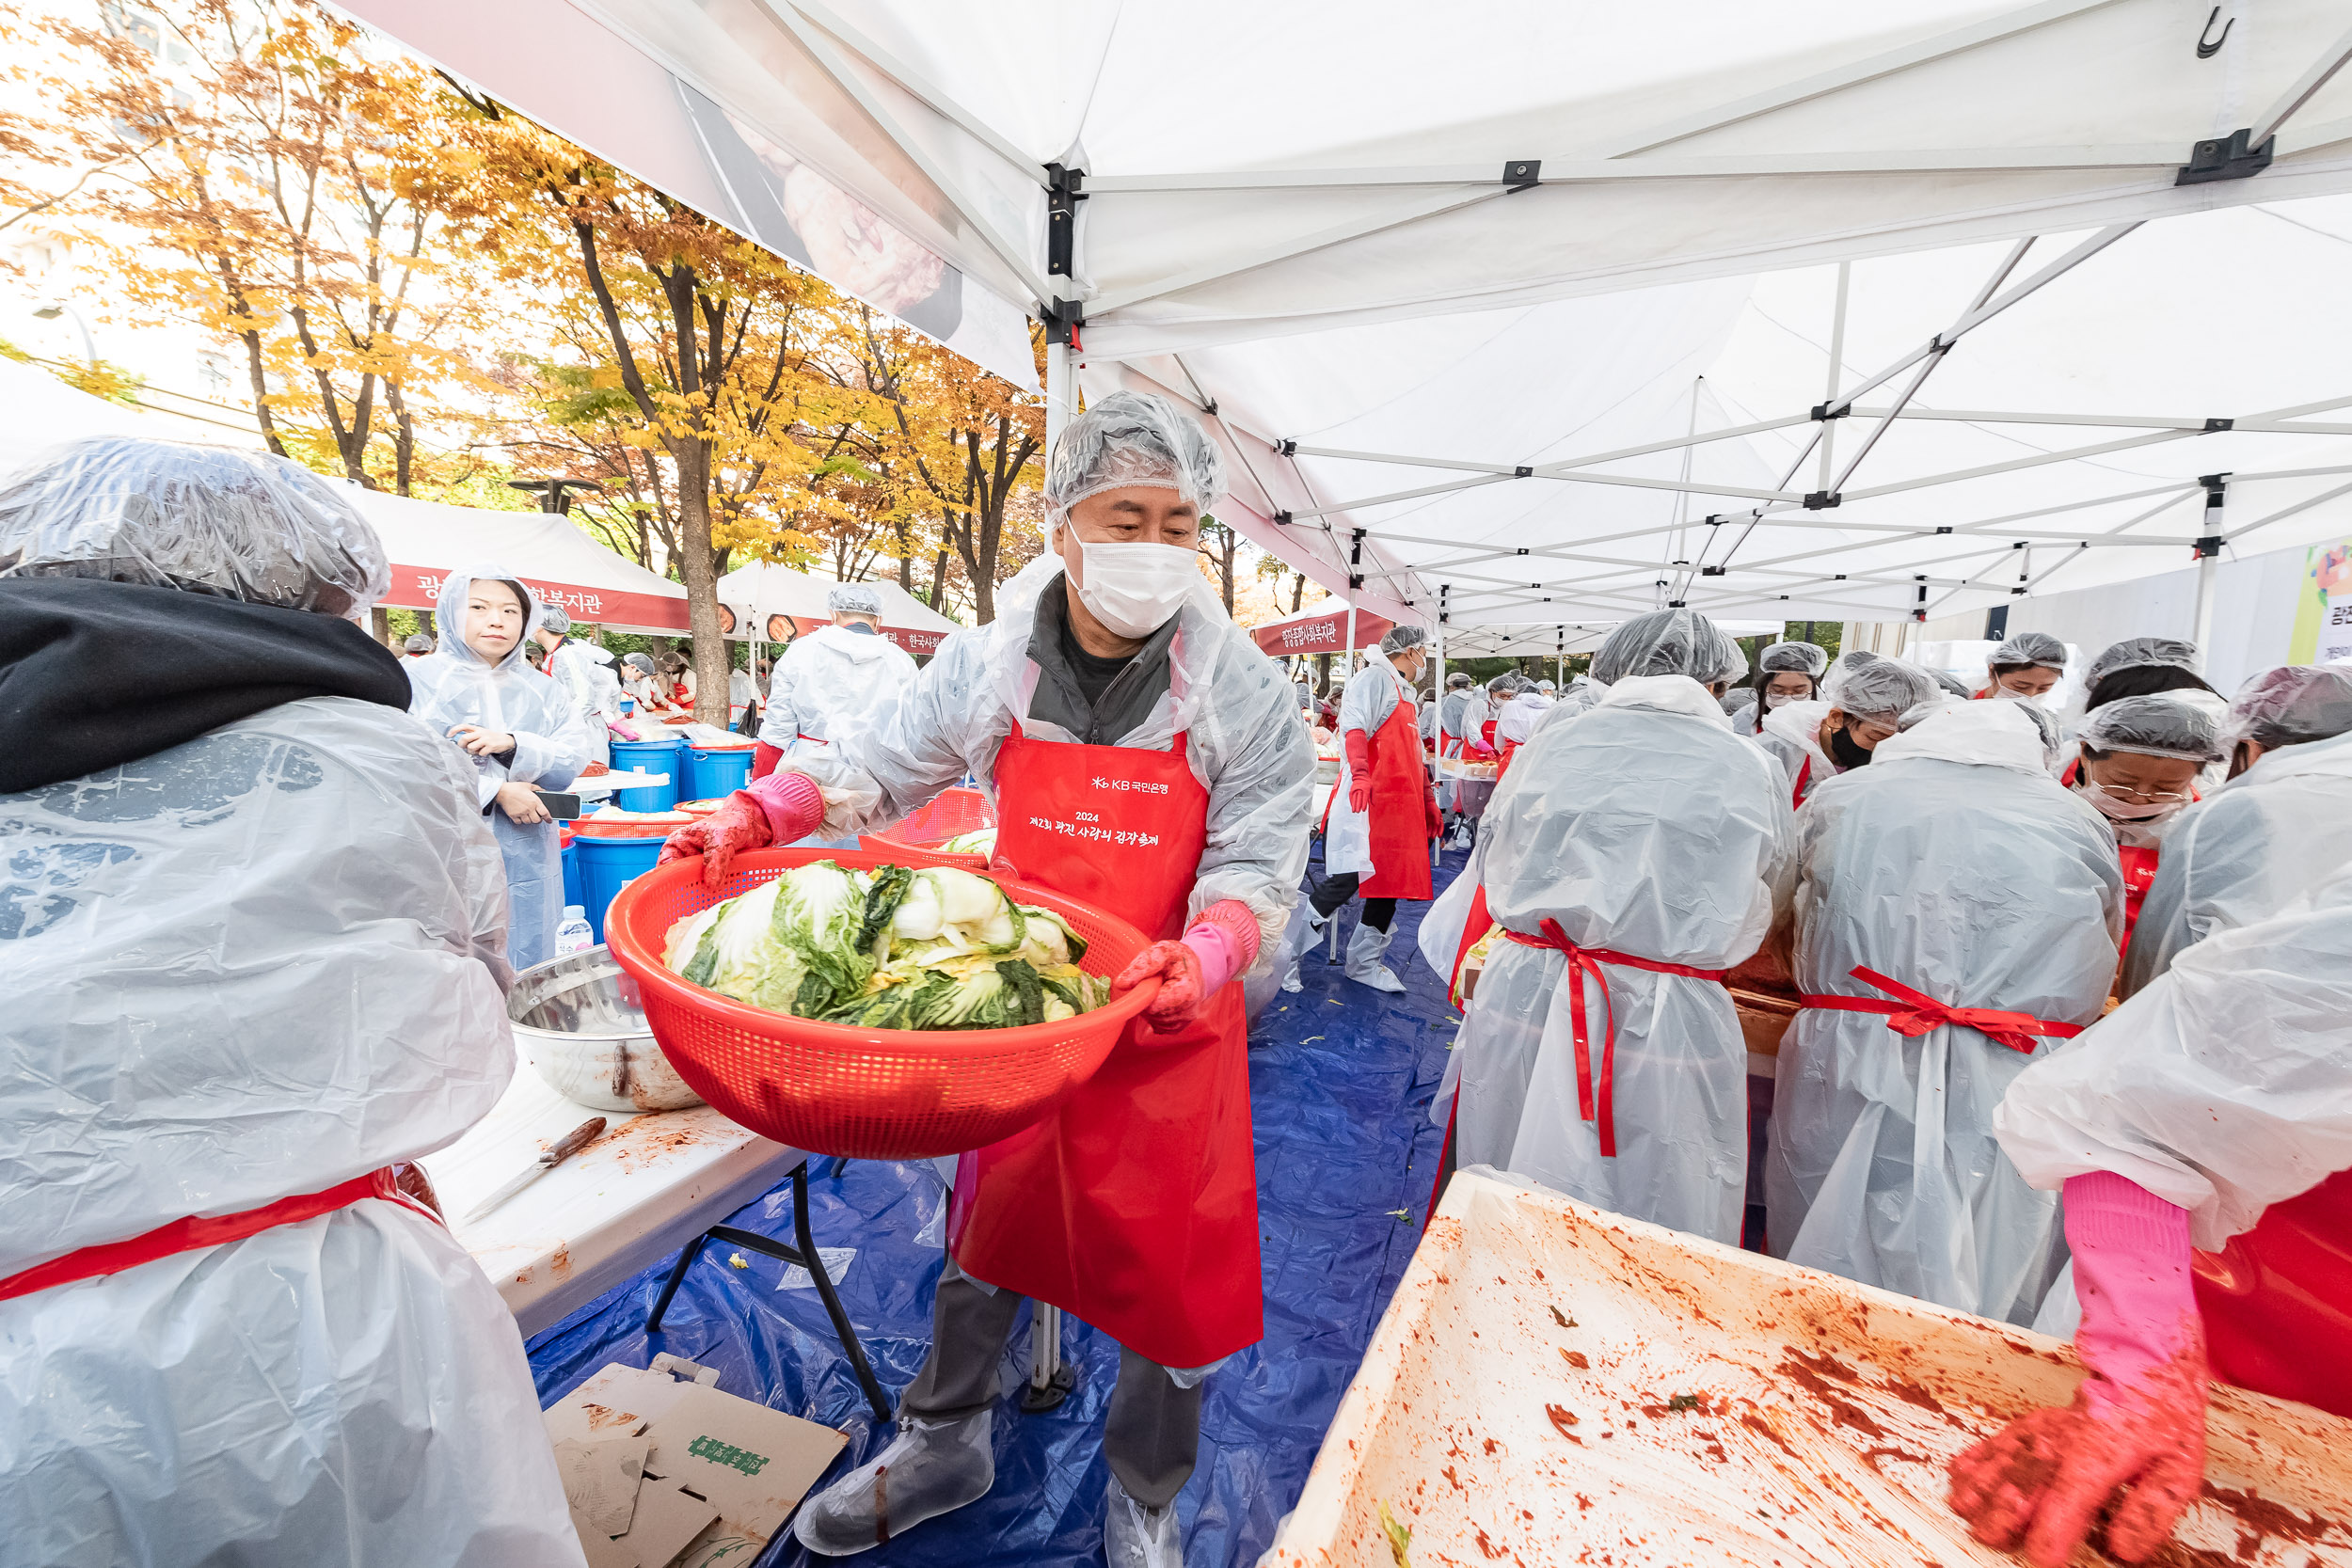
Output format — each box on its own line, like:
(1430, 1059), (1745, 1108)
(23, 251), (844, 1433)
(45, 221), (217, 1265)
(2080, 783), (2183, 825)
(1068, 540), (1200, 639)
(1763, 690), (1800, 709)
(1993, 681), (2059, 708)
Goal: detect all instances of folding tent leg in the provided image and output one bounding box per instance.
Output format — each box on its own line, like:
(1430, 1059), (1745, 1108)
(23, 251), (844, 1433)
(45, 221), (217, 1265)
(1024, 1303), (1074, 1411)
(644, 1163), (893, 1425)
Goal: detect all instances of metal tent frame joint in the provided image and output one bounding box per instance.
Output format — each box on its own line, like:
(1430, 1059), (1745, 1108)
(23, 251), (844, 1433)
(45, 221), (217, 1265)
(2176, 128), (2274, 185)
(1803, 490), (1841, 509)
(1502, 159), (1542, 190)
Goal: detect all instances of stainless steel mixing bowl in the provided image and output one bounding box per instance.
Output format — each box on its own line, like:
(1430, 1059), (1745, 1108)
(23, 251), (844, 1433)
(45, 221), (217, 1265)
(508, 947), (705, 1113)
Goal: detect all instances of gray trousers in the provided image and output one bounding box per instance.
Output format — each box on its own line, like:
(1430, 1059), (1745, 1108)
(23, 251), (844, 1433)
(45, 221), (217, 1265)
(901, 1255), (1203, 1509)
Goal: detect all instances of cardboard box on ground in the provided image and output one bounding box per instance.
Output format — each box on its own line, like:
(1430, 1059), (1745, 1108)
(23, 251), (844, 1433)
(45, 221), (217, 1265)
(543, 1352), (849, 1568)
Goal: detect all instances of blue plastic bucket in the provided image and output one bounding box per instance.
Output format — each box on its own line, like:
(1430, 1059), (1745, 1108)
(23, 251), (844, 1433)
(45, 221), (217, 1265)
(575, 832), (667, 943)
(684, 745), (754, 800)
(560, 834), (582, 910)
(609, 736), (681, 811)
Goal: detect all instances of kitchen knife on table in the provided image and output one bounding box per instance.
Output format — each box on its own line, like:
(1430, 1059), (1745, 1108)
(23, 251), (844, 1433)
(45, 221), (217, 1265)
(462, 1117), (606, 1223)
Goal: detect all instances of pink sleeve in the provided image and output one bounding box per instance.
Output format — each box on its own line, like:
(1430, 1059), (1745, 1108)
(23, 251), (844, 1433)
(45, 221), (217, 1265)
(741, 769), (826, 845)
(2064, 1170), (2200, 1406)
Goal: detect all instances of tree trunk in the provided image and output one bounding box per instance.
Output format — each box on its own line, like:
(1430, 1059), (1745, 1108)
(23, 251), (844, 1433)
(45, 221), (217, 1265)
(929, 545), (948, 612)
(370, 606), (392, 647)
(1290, 574), (1306, 613)
(672, 442), (731, 726)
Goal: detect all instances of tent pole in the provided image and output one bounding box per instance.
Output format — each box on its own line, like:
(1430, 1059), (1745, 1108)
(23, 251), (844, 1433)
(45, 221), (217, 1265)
(2192, 477), (2226, 651)
(1032, 325), (1075, 1404)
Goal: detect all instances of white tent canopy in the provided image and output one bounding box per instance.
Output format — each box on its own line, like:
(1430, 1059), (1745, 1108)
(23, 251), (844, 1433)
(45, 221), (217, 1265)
(342, 0), (2352, 647)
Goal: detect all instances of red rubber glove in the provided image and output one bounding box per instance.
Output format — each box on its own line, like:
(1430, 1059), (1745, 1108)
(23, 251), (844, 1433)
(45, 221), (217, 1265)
(1948, 1171), (2208, 1566)
(1423, 783), (1443, 838)
(1112, 900), (1260, 1034)
(1344, 729), (1373, 815)
(656, 773), (823, 888)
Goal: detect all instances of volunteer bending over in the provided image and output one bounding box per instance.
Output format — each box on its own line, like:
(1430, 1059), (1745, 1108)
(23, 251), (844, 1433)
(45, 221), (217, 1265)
(0, 438), (579, 1568)
(2060, 695), (2220, 961)
(408, 566), (592, 973)
(754, 582), (918, 790)
(1756, 649), (1941, 809)
(659, 392), (1312, 1568)
(1447, 609), (1793, 1244)
(1310, 624), (1440, 992)
(2119, 664), (2352, 997)
(1765, 701), (2120, 1323)
(1735, 638), (1828, 736)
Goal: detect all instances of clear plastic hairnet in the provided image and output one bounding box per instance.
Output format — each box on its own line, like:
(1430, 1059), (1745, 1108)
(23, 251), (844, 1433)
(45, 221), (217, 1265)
(1486, 675), (1518, 695)
(1378, 624), (1427, 655)
(404, 634), (434, 654)
(828, 582), (882, 616)
(1757, 640), (1829, 678)
(1044, 390), (1225, 526)
(1820, 650), (1942, 724)
(0, 436), (389, 614)
(2076, 693), (2223, 762)
(537, 601), (572, 635)
(1447, 672), (1473, 689)
(1989, 630), (2068, 672)
(2220, 664), (2352, 750)
(623, 652), (658, 677)
(1929, 667), (1975, 699)
(1723, 687), (1758, 714)
(1588, 609), (1748, 685)
(2085, 635), (2200, 689)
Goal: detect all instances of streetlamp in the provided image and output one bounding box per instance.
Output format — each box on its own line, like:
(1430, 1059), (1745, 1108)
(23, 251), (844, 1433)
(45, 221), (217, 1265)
(31, 300), (95, 365)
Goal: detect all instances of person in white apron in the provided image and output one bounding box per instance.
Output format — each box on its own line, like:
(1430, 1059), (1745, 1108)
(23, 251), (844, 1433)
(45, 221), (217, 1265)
(407, 566), (592, 972)
(660, 392), (1313, 1568)
(0, 437), (580, 1568)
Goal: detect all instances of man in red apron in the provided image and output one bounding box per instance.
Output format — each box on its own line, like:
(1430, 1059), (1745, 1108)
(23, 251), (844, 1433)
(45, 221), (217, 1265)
(660, 392), (1314, 1568)
(1950, 667), (2352, 1568)
(1307, 626), (1439, 991)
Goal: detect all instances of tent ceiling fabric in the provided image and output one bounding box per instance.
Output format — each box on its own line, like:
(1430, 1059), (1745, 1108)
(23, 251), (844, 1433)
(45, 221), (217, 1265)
(334, 0), (2352, 634)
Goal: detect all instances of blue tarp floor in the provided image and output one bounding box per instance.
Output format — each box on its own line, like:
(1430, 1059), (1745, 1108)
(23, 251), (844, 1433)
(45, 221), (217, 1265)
(525, 844), (1470, 1568)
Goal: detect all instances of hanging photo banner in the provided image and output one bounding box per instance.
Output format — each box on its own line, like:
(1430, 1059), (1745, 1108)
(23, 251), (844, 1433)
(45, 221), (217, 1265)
(1249, 605), (1395, 657)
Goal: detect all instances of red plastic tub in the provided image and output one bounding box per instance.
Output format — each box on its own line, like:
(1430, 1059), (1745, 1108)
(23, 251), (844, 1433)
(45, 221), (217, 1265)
(601, 847), (1156, 1159)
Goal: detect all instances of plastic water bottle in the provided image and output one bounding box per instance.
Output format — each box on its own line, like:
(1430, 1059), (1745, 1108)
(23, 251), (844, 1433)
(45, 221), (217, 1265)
(554, 905), (595, 956)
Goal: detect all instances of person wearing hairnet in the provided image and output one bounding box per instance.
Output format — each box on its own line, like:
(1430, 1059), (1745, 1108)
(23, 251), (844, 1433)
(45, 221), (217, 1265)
(408, 567), (593, 973)
(657, 392), (1312, 1568)
(1310, 623), (1441, 992)
(1477, 673), (1521, 754)
(2116, 663), (2352, 1000)
(753, 582), (918, 784)
(0, 438), (580, 1567)
(1496, 672), (1553, 759)
(2072, 635), (2228, 788)
(1755, 650), (1942, 808)
(532, 601), (624, 767)
(1536, 677), (1557, 697)
(1435, 670), (1486, 847)
(619, 649), (683, 720)
(2059, 696), (2222, 960)
(1764, 701), (2122, 1323)
(1951, 856), (2352, 1566)
(1978, 629), (2068, 702)
(1440, 609), (1794, 1243)
(1737, 639), (1828, 736)
(403, 631), (436, 659)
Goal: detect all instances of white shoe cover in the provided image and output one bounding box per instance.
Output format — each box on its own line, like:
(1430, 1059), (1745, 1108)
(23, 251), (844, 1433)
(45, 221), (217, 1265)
(1104, 1477), (1182, 1568)
(1343, 919), (1407, 993)
(792, 1409), (993, 1556)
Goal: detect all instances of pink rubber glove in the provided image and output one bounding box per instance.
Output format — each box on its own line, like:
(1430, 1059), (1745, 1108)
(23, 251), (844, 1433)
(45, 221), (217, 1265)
(656, 774), (821, 889)
(1113, 900), (1261, 1035)
(1949, 1171), (2208, 1567)
(609, 721), (642, 742)
(1344, 730), (1374, 814)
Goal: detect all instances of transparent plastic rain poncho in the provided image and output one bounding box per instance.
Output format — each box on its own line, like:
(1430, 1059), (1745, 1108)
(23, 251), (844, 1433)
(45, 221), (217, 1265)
(406, 565), (592, 973)
(546, 638), (625, 765)
(1765, 702), (2122, 1323)
(757, 621), (920, 760)
(1449, 674), (1794, 1244)
(1042, 388), (1225, 523)
(2084, 635), (2201, 689)
(1326, 646), (1417, 881)
(2119, 673), (2352, 1000)
(0, 436), (389, 614)
(0, 720), (574, 1550)
(788, 550), (1315, 972)
(1999, 856), (2352, 1252)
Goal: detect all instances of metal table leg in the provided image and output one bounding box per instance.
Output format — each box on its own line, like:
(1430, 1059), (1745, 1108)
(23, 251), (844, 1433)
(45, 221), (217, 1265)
(1024, 1302), (1075, 1412)
(644, 1161), (893, 1425)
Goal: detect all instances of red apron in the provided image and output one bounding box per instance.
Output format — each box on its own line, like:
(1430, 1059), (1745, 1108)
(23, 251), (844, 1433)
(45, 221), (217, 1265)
(1359, 692), (1435, 901)
(948, 721), (1261, 1369)
(2194, 1170), (2352, 1418)
(2118, 843), (2159, 955)
(1789, 755), (1814, 810)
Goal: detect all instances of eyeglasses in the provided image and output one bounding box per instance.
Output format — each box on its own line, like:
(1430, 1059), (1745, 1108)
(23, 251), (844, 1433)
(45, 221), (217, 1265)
(2094, 783), (2192, 805)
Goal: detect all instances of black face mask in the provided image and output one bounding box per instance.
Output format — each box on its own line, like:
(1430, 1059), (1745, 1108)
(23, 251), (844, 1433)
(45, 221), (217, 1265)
(1827, 721), (1875, 769)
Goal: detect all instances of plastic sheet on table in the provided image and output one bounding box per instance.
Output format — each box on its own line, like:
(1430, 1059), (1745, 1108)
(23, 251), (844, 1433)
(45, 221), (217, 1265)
(524, 843), (1474, 1566)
